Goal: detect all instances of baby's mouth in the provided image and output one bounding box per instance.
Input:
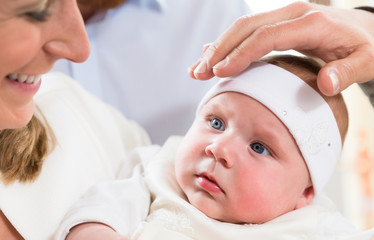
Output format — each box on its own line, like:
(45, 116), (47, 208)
(196, 173), (225, 194)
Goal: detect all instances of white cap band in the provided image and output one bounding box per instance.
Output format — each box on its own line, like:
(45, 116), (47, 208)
(197, 62), (342, 193)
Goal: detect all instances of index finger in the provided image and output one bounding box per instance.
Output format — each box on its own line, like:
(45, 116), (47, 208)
(190, 2), (314, 80)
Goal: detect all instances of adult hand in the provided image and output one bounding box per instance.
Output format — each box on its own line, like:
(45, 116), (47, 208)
(188, 2), (374, 96)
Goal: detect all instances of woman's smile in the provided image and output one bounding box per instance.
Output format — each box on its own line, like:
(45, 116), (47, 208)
(5, 73), (42, 93)
(7, 73), (42, 84)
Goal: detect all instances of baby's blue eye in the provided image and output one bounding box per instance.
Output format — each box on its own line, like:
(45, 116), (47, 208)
(251, 142), (270, 155)
(211, 118), (225, 131)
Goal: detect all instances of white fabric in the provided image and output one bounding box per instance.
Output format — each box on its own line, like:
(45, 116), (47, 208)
(134, 137), (371, 240)
(57, 136), (374, 240)
(52, 0), (250, 144)
(197, 62), (342, 193)
(0, 72), (150, 240)
(54, 145), (161, 240)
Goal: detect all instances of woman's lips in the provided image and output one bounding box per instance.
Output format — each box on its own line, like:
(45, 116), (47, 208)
(7, 73), (42, 84)
(196, 173), (224, 194)
(5, 75), (42, 93)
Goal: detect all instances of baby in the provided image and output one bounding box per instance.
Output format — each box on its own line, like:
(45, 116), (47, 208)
(57, 55), (374, 239)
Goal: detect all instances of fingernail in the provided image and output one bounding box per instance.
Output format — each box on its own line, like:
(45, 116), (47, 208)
(194, 59), (208, 74)
(213, 57), (228, 70)
(328, 70), (340, 94)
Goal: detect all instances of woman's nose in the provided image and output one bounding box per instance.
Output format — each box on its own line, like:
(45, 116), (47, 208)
(43, 0), (90, 63)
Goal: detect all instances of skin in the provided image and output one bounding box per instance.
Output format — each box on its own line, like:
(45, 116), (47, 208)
(175, 92), (314, 223)
(0, 213), (22, 240)
(0, 0), (90, 130)
(67, 223), (129, 240)
(188, 2), (374, 96)
(0, 0), (89, 238)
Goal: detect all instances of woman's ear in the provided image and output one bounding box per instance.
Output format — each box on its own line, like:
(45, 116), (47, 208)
(294, 185), (315, 210)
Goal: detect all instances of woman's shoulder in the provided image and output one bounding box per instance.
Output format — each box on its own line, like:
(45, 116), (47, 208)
(35, 71), (151, 150)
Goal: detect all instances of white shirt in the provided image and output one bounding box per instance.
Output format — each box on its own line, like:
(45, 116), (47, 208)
(53, 0), (250, 144)
(0, 73), (150, 240)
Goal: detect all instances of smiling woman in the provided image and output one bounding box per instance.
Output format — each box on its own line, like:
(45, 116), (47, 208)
(0, 0), (89, 130)
(0, 0), (89, 181)
(0, 0), (90, 238)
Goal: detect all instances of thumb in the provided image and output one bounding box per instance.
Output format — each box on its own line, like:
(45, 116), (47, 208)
(317, 49), (374, 96)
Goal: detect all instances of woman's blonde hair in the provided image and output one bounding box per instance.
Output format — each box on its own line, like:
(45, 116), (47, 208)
(0, 110), (55, 184)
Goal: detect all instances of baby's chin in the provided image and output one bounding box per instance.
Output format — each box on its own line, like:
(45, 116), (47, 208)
(204, 212), (256, 225)
(201, 206), (294, 225)
(193, 205), (259, 225)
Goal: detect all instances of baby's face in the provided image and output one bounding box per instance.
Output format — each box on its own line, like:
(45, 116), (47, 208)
(175, 92), (314, 224)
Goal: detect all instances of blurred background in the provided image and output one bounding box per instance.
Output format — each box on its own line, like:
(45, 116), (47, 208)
(245, 0), (374, 231)
(247, 0), (374, 11)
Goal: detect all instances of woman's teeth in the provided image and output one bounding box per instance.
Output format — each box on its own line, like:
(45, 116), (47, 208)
(7, 73), (42, 84)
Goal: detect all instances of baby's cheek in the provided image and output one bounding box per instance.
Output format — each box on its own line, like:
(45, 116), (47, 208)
(229, 179), (276, 221)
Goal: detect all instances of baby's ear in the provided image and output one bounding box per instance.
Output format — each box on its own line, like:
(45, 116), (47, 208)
(294, 186), (315, 210)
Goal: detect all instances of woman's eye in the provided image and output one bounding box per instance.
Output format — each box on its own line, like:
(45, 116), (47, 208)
(250, 142), (271, 155)
(210, 118), (225, 131)
(25, 9), (50, 22)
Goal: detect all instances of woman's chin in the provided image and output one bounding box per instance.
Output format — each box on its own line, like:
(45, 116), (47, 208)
(0, 108), (34, 130)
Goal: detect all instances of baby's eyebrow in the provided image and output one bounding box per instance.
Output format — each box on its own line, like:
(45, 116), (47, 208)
(205, 98), (236, 115)
(199, 101), (222, 115)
